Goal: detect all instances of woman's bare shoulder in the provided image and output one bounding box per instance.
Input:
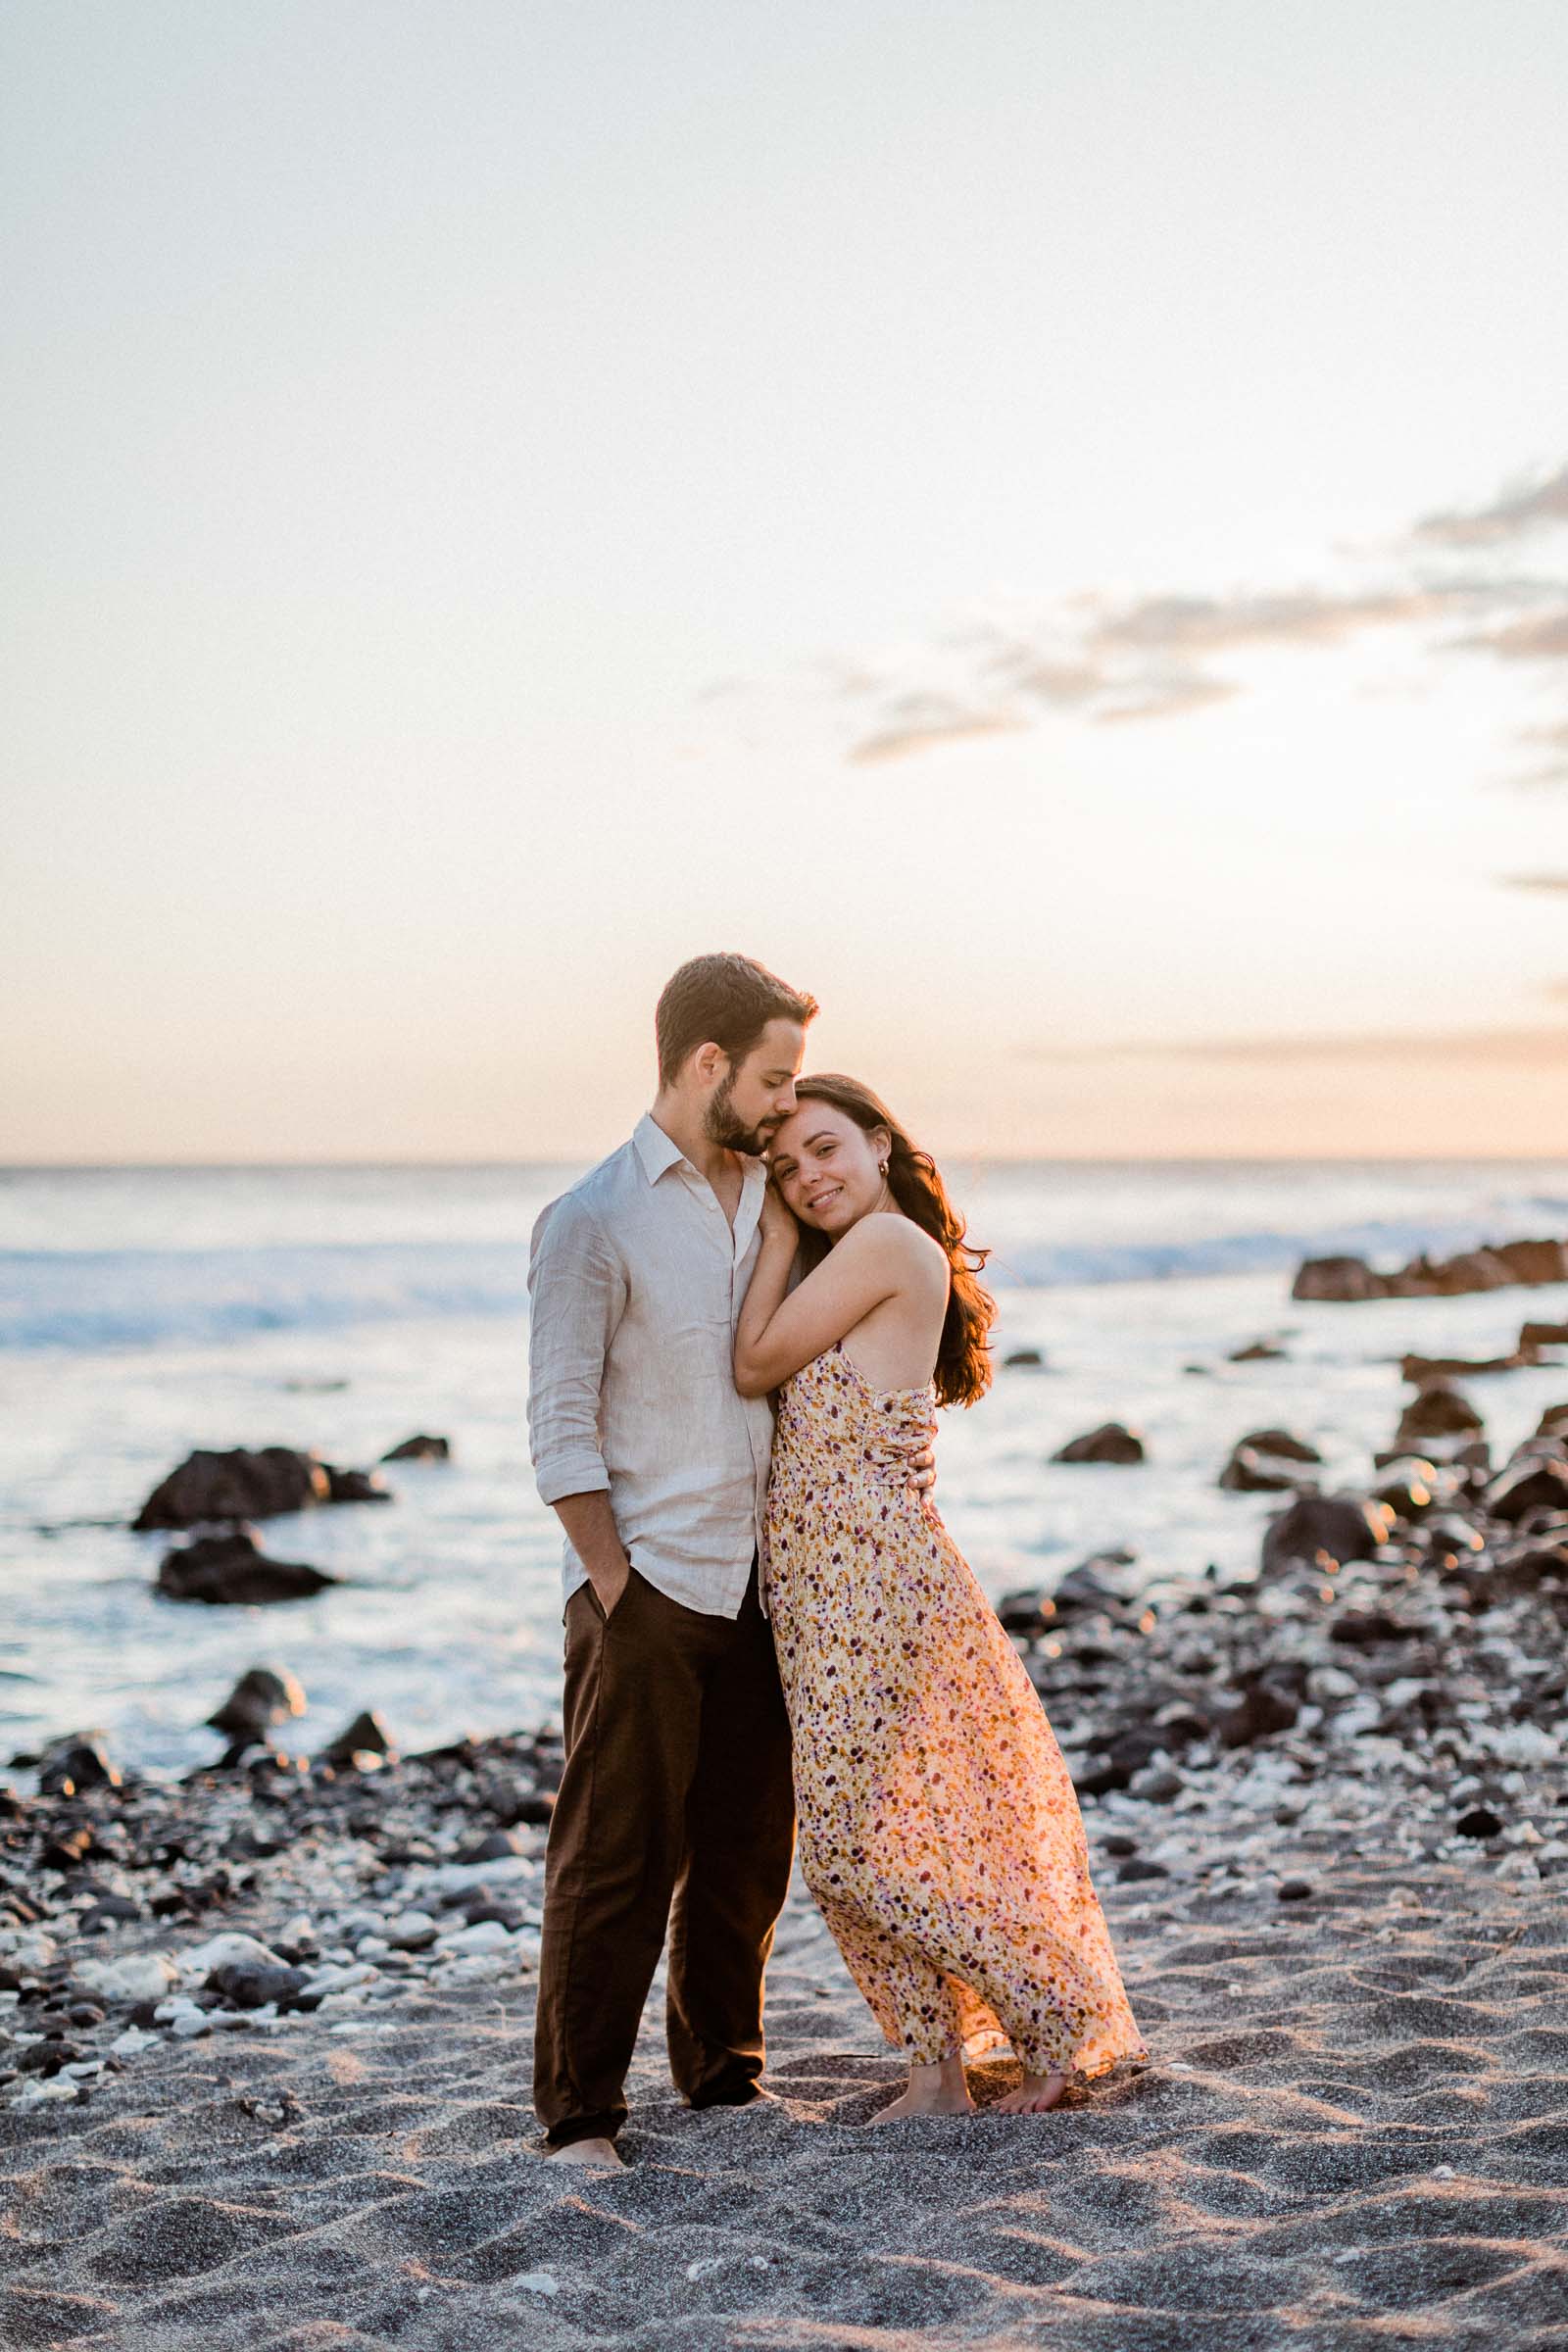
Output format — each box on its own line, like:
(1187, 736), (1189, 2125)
(842, 1212), (949, 1281)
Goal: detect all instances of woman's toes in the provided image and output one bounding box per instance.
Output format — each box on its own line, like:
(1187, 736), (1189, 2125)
(996, 2073), (1067, 2114)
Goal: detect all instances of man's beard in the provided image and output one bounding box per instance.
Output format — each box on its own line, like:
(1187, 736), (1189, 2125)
(704, 1069), (779, 1156)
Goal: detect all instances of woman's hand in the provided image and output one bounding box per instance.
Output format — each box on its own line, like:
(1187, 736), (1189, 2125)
(760, 1178), (798, 1251)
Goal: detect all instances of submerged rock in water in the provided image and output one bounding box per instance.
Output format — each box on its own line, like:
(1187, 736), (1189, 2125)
(1292, 1236), (1568, 1303)
(1218, 1447), (1299, 1494)
(158, 1530), (338, 1606)
(1052, 1422), (1146, 1466)
(1396, 1385), (1485, 1446)
(1220, 1426), (1323, 1494)
(134, 1447), (390, 1530)
(1494, 1238), (1568, 1285)
(321, 1465), (391, 1505)
(1238, 1428), (1323, 1464)
(133, 1447), (331, 1530)
(379, 1433), (452, 1461)
(1400, 1350), (1527, 1382)
(1293, 1255), (1384, 1302)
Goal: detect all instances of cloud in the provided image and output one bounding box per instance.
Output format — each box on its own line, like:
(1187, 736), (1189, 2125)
(715, 453), (1568, 776)
(848, 706), (1029, 764)
(1087, 586), (1438, 655)
(1018, 1027), (1568, 1066)
(1466, 607), (1568, 662)
(1500, 872), (1568, 893)
(1414, 463), (1568, 548)
(1092, 670), (1239, 723)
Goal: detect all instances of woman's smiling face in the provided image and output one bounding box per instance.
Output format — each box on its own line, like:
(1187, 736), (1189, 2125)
(767, 1101), (889, 1238)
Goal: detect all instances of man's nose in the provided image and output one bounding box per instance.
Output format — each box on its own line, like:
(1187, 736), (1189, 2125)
(777, 1083), (799, 1110)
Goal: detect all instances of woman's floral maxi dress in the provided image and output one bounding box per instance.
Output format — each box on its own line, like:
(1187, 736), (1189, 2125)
(765, 1342), (1148, 2082)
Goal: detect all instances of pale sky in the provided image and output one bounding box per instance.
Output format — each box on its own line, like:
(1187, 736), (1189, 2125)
(4, 0), (1567, 1161)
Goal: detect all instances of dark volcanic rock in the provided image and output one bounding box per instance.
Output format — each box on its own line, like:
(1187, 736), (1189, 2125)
(318, 1709), (397, 1767)
(1218, 1447), (1299, 1494)
(1002, 1348), (1045, 1369)
(1293, 1255), (1384, 1302)
(37, 1732), (121, 1798)
(158, 1529), (338, 1605)
(1220, 1426), (1323, 1493)
(998, 1588), (1054, 1639)
(1494, 1238), (1568, 1285)
(1228, 1339), (1288, 1361)
(1371, 1458), (1461, 1519)
(1416, 1511), (1487, 1566)
(205, 1667), (308, 1747)
(1400, 1350), (1525, 1383)
(1218, 1673), (1302, 1747)
(379, 1433), (452, 1462)
(133, 1447), (330, 1531)
(1052, 1557), (1138, 1616)
(1455, 1806), (1503, 1840)
(1238, 1428), (1323, 1464)
(1330, 1609), (1409, 1645)
(205, 1961), (309, 2010)
(1396, 1386), (1485, 1446)
(321, 1465), (391, 1505)
(1422, 1249), (1513, 1296)
(1521, 1323), (1568, 1351)
(1052, 1422), (1146, 1466)
(1292, 1236), (1567, 1304)
(1486, 1454), (1568, 1525)
(1261, 1494), (1394, 1576)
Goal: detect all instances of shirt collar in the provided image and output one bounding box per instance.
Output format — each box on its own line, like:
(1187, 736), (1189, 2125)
(632, 1111), (687, 1184)
(632, 1113), (768, 1223)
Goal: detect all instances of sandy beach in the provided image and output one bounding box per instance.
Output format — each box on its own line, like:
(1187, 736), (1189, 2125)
(6, 1666), (1567, 2348)
(3, 1848), (1566, 2349)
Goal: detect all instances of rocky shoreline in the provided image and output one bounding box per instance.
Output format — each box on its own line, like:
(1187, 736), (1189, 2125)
(6, 1363), (1566, 2121)
(5, 1342), (1568, 2347)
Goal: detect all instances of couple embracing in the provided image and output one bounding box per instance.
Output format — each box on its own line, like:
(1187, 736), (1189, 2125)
(526, 954), (1145, 2167)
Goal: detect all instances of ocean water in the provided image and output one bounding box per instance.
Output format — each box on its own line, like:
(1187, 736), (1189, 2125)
(3, 1158), (1567, 1782)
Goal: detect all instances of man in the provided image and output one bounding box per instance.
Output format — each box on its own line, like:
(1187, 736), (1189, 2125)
(526, 952), (817, 2169)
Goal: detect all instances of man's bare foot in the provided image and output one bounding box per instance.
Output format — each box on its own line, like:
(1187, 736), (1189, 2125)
(867, 2056), (975, 2123)
(544, 2135), (624, 2169)
(698, 2082), (782, 2108)
(993, 2070), (1067, 2114)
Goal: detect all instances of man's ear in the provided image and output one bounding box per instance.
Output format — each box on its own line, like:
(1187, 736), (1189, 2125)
(690, 1041), (726, 1086)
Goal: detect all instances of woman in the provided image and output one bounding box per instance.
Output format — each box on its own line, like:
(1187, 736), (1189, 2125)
(735, 1074), (1147, 2121)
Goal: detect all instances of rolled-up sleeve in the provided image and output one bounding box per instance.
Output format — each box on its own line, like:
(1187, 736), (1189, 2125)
(526, 1194), (626, 1505)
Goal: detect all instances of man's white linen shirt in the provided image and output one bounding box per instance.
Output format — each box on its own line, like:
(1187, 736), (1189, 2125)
(526, 1112), (773, 1617)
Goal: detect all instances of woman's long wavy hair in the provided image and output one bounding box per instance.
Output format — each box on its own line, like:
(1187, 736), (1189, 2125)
(788, 1073), (996, 1407)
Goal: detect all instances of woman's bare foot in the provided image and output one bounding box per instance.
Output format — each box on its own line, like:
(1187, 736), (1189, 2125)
(544, 2134), (624, 2169)
(868, 2055), (976, 2123)
(993, 2070), (1067, 2114)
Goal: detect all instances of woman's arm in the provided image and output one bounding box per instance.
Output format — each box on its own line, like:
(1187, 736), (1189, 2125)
(734, 1204), (918, 1397)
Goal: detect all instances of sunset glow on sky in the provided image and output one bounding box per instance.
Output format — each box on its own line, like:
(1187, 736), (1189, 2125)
(5, 1), (1567, 1160)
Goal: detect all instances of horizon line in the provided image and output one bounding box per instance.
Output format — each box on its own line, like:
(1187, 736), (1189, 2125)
(6, 1151), (1568, 1174)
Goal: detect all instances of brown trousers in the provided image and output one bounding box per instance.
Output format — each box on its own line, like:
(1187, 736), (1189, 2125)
(532, 1558), (796, 2148)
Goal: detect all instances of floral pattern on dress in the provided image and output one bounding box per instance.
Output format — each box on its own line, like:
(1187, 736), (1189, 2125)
(764, 1340), (1149, 2082)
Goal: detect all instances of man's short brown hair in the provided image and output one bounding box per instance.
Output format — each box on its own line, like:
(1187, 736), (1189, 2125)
(655, 954), (818, 1087)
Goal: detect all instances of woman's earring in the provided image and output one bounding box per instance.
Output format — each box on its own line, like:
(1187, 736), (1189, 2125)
(878, 1160), (889, 1177)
